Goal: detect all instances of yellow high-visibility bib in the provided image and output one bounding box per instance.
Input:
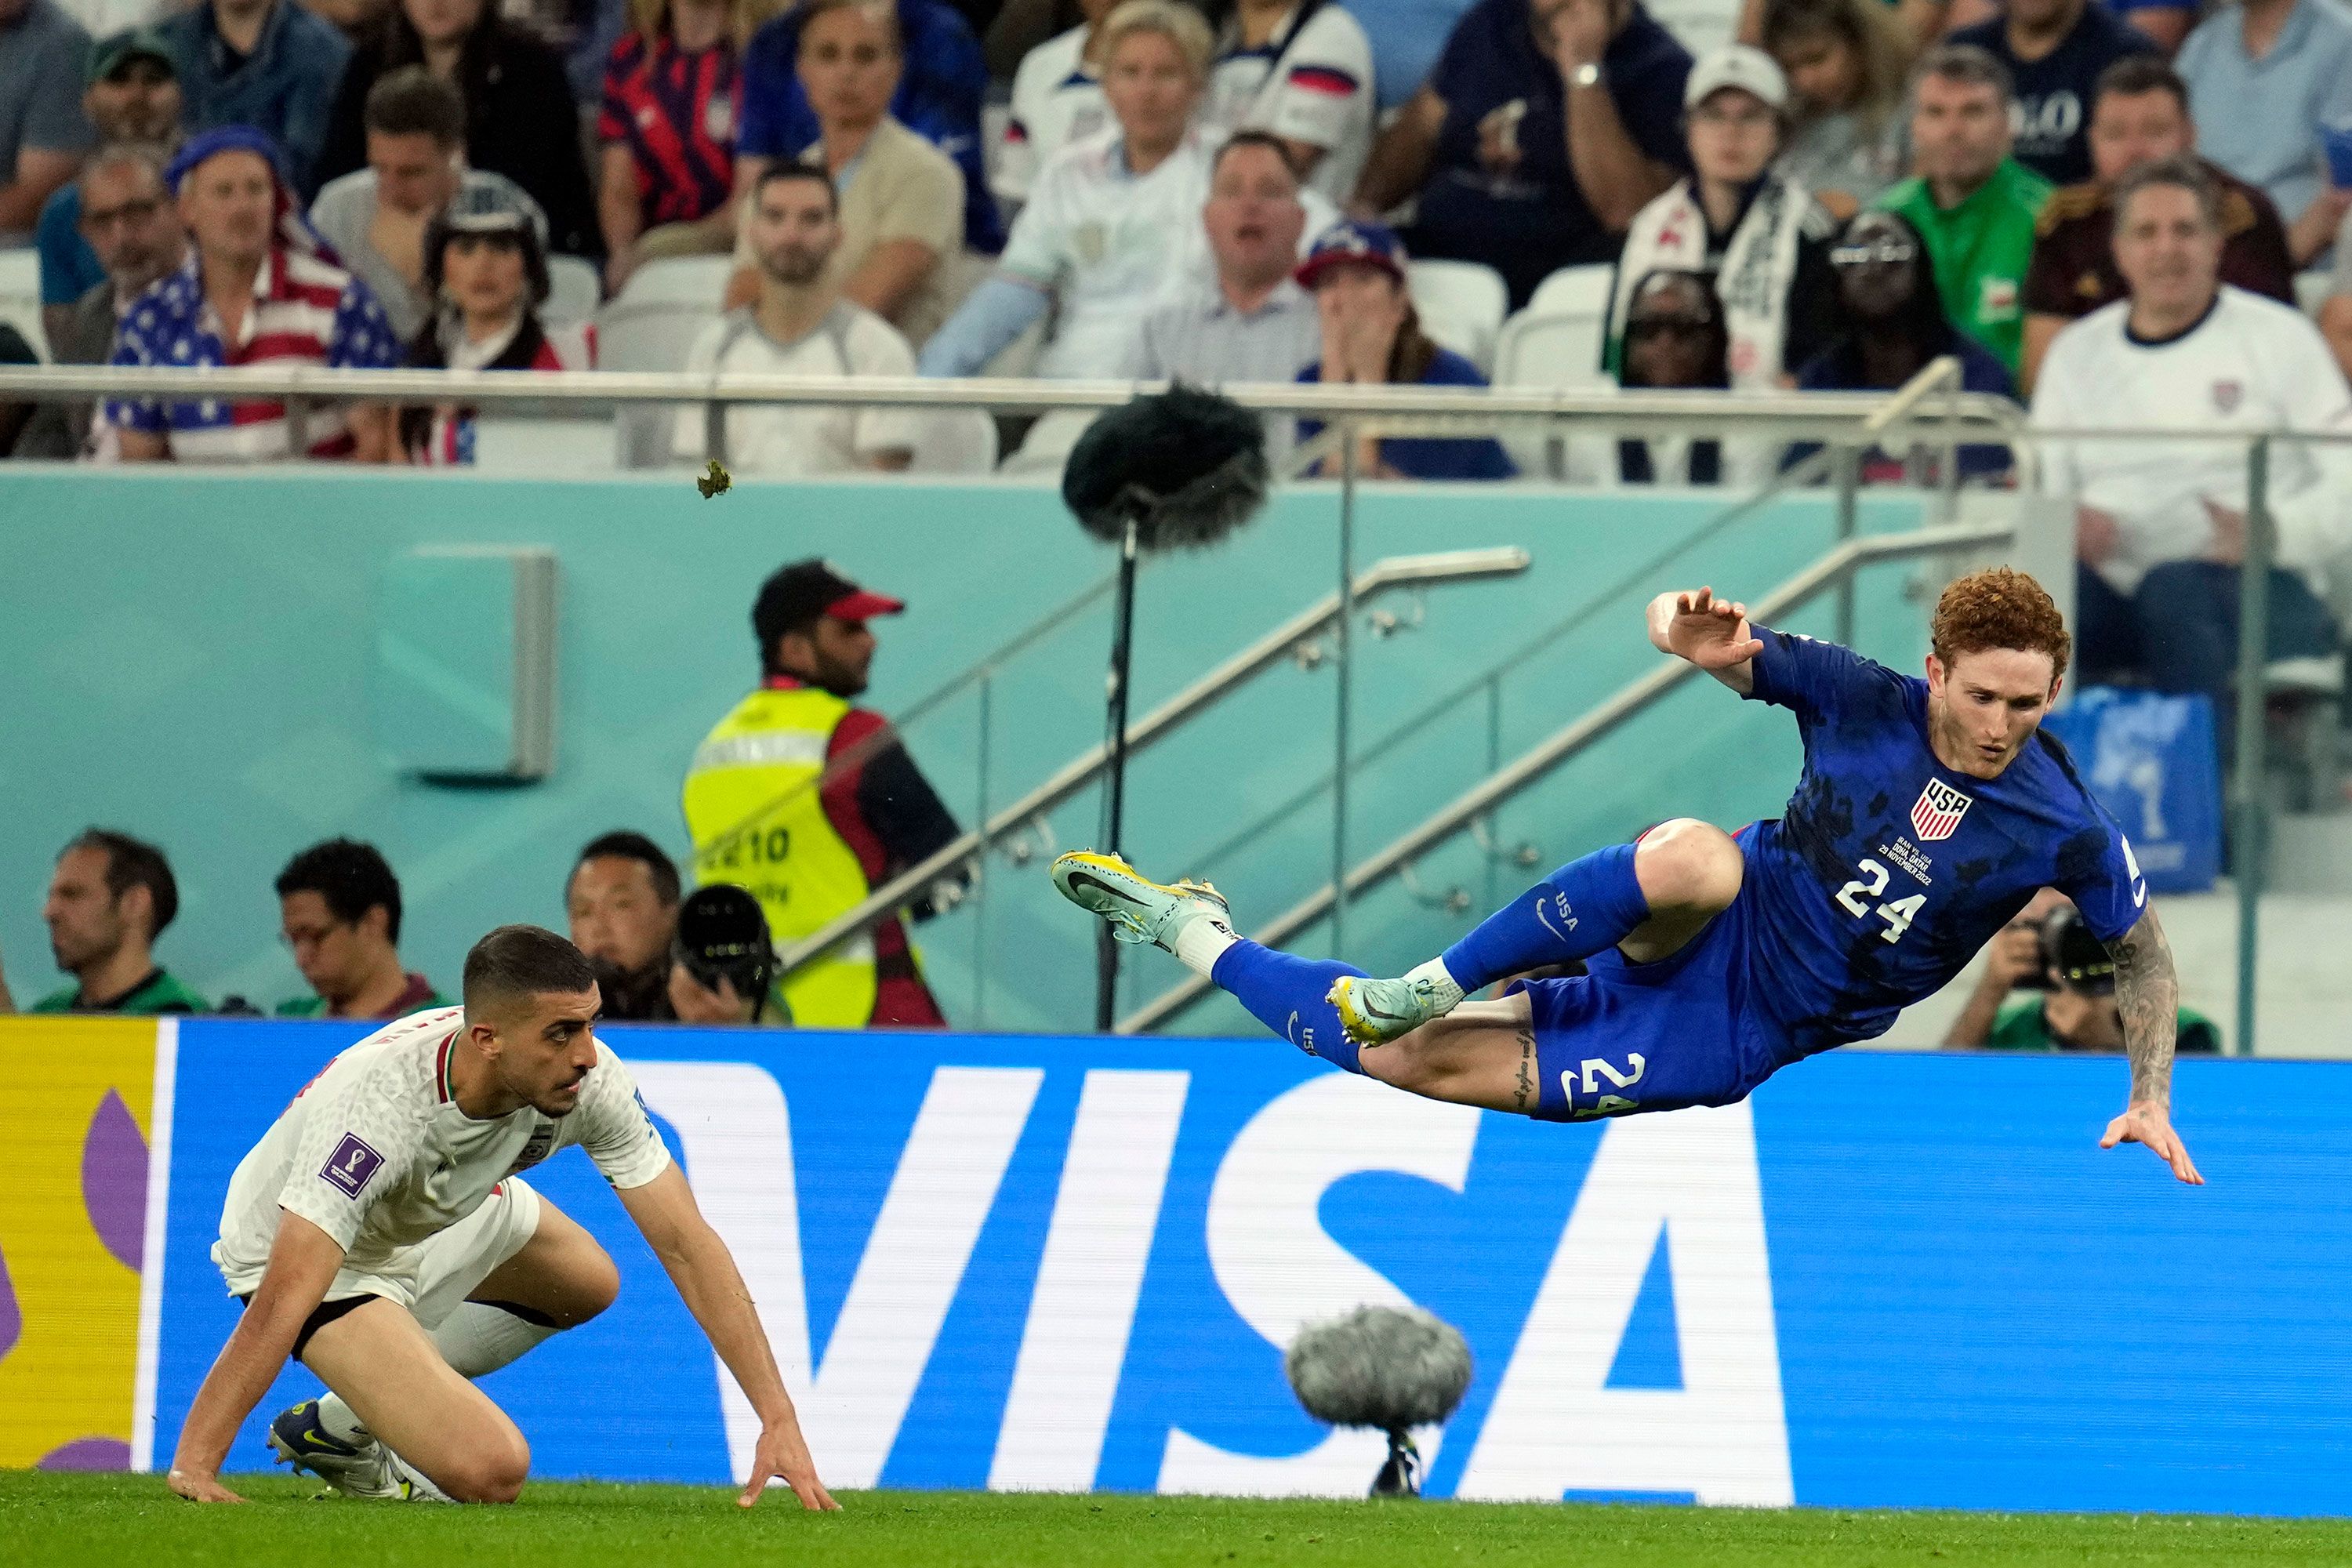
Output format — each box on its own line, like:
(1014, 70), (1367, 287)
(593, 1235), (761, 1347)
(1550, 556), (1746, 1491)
(681, 686), (876, 1026)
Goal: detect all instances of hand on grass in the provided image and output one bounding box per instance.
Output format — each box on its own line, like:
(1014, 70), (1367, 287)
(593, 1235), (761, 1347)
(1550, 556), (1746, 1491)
(167, 1467), (245, 1504)
(739, 1419), (839, 1511)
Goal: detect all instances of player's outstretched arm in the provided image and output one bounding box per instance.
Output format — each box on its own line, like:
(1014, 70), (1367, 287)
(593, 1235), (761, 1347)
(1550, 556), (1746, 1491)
(2099, 906), (2205, 1185)
(167, 1210), (347, 1502)
(1646, 586), (1765, 695)
(616, 1167), (840, 1511)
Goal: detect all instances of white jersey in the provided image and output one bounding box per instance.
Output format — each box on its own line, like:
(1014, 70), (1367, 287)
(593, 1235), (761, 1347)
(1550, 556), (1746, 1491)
(2031, 285), (2352, 595)
(212, 1007), (670, 1294)
(1203, 2), (1377, 205)
(996, 26), (1110, 205)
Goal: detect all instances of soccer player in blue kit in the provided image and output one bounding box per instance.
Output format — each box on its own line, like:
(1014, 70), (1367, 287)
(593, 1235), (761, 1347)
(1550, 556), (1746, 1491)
(1054, 568), (2204, 1183)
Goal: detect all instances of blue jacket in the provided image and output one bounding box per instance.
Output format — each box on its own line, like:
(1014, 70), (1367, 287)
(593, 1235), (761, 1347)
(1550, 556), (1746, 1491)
(159, 0), (352, 198)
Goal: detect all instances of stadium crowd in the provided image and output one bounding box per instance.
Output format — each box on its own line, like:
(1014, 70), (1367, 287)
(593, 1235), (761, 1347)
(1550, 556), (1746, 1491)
(5, 0), (2352, 737)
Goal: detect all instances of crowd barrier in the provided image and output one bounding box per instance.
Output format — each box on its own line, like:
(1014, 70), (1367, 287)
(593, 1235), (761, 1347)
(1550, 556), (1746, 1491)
(5, 1015), (2350, 1513)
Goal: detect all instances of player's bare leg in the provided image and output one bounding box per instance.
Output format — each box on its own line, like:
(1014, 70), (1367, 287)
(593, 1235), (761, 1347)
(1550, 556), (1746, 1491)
(299, 1298), (532, 1502)
(1347, 993), (1543, 1112)
(465, 1198), (621, 1328)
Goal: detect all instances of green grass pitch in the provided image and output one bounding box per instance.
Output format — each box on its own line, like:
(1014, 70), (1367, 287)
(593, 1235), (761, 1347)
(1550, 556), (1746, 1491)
(7, 1473), (2352, 1566)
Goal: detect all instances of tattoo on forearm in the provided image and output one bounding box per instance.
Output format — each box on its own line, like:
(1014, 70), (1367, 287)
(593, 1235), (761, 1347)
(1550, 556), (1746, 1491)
(1514, 1028), (1535, 1113)
(2107, 909), (2179, 1108)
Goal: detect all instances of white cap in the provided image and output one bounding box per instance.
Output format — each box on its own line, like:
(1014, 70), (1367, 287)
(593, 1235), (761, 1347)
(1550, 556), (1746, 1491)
(1683, 44), (1788, 112)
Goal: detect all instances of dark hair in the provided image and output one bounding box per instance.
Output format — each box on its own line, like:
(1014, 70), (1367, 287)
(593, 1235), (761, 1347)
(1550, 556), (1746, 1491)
(1620, 268), (1730, 390)
(2112, 151), (2223, 233)
(463, 924), (597, 1011)
(275, 837), (405, 943)
(1913, 41), (2012, 106)
(573, 831), (682, 906)
(2091, 54), (2188, 116)
(1210, 129), (1300, 183)
(363, 64), (466, 145)
(1824, 209), (1953, 370)
(64, 828), (179, 938)
(750, 162), (838, 215)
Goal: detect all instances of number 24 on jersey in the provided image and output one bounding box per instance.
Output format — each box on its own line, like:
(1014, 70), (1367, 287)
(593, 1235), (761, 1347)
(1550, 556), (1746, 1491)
(1835, 858), (1924, 943)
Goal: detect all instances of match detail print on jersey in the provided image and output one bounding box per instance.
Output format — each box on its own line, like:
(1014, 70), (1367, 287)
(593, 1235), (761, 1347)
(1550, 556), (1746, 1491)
(1909, 781), (1974, 842)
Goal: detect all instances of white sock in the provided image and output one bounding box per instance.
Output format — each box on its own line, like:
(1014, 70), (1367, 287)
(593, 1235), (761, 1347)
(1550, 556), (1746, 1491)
(317, 1393), (372, 1447)
(1171, 906), (1240, 978)
(1403, 957), (1467, 1012)
(430, 1301), (561, 1379)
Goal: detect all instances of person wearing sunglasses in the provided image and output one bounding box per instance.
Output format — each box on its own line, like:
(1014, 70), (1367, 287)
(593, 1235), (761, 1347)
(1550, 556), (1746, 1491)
(1568, 267), (1776, 487)
(1789, 207), (2015, 481)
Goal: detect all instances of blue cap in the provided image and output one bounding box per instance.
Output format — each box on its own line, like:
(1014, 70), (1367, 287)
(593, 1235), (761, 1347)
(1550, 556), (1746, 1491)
(1295, 220), (1407, 289)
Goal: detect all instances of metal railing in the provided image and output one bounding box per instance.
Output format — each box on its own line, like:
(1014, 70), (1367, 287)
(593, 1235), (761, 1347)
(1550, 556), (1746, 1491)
(1120, 518), (2019, 1033)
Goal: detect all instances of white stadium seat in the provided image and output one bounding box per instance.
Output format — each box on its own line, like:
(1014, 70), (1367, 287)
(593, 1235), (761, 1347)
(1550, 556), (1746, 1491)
(617, 253), (735, 309)
(2296, 269), (2333, 318)
(1492, 285), (1616, 480)
(470, 416), (620, 474)
(595, 301), (718, 372)
(911, 407), (1000, 474)
(543, 255), (601, 325)
(1523, 263), (1617, 321)
(0, 247), (48, 361)
(1406, 259), (1508, 374)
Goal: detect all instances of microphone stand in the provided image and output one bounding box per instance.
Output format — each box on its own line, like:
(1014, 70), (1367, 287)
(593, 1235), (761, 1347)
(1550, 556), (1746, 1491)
(1094, 507), (1142, 1032)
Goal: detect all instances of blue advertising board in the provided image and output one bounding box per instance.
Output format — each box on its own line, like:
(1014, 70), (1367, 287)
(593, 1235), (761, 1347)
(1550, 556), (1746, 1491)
(147, 1020), (2352, 1512)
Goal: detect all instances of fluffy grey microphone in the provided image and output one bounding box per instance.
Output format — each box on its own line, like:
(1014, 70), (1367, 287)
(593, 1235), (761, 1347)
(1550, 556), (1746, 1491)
(1061, 383), (1270, 550)
(1285, 1305), (1474, 1497)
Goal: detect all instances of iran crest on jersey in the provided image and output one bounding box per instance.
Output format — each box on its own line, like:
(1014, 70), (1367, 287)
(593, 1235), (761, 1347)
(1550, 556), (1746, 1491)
(1911, 779), (1973, 841)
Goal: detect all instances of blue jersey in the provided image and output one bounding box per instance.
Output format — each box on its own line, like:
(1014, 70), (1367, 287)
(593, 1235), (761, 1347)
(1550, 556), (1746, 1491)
(1739, 626), (2145, 1062)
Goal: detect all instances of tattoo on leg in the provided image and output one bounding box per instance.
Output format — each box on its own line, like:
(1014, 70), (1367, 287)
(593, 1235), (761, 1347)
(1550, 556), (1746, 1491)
(1514, 1028), (1535, 1112)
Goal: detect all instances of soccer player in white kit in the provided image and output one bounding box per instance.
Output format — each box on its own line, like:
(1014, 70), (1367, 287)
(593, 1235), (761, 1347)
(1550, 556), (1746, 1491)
(165, 924), (837, 1508)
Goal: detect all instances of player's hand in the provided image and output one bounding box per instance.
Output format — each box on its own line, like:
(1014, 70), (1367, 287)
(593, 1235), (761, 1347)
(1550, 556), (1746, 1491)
(739, 1419), (840, 1511)
(166, 1466), (245, 1504)
(1665, 586), (1762, 669)
(2100, 1100), (2205, 1185)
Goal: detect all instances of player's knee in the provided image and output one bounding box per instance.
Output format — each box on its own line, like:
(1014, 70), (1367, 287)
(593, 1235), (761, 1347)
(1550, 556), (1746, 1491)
(1634, 819), (1743, 912)
(441, 1429), (531, 1504)
(568, 1244), (620, 1325)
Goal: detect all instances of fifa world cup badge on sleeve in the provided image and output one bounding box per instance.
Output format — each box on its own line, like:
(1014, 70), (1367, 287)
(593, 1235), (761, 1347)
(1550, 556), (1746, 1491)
(321, 1133), (387, 1198)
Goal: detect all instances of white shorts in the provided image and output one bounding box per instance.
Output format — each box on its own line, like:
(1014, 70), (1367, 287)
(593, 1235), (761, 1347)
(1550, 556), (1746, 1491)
(223, 1178), (543, 1333)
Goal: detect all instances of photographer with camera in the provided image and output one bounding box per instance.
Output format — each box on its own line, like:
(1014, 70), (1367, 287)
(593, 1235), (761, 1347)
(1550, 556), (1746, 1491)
(1945, 888), (2220, 1053)
(682, 559), (965, 1030)
(566, 832), (764, 1025)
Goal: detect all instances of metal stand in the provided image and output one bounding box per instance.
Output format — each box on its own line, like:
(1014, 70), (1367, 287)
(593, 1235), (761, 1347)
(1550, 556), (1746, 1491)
(2231, 437), (2271, 1057)
(1094, 513), (1142, 1031)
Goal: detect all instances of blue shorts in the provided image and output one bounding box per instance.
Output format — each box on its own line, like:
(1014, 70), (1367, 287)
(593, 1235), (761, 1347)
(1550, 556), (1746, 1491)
(1520, 879), (1784, 1121)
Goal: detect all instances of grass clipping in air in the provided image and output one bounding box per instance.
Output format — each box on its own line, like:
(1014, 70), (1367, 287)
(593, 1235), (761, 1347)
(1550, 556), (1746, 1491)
(696, 460), (731, 499)
(9, 1474), (2352, 1567)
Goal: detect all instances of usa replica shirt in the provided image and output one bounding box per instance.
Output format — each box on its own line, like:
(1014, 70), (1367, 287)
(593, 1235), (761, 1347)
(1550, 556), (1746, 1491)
(1740, 627), (2144, 1061)
(212, 1007), (670, 1291)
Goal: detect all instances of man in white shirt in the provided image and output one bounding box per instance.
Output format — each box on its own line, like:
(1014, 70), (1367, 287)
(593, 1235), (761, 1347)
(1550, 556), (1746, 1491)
(165, 924), (837, 1510)
(2033, 153), (2350, 714)
(1203, 0), (1376, 205)
(674, 164), (924, 475)
(994, 0), (1117, 208)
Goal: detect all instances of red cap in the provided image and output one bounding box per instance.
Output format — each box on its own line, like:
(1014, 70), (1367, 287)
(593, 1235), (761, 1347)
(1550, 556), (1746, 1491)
(825, 587), (906, 621)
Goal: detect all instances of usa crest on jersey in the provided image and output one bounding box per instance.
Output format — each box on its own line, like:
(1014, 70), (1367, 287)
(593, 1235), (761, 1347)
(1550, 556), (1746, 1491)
(1910, 779), (1973, 840)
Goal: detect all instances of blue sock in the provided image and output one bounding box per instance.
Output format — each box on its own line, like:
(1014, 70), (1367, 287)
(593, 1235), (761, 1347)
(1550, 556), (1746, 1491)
(1210, 941), (1367, 1073)
(1439, 840), (1651, 994)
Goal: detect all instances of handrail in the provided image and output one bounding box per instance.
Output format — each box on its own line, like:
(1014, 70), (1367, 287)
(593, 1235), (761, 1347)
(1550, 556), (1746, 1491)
(771, 547), (1533, 979)
(1119, 517), (2016, 1033)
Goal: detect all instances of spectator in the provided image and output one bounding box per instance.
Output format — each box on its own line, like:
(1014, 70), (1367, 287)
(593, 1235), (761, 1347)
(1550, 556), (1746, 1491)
(994, 0), (1113, 208)
(677, 165), (924, 473)
(1792, 209), (2014, 481)
(1606, 45), (1835, 391)
(14, 140), (184, 459)
(1349, 0), (1693, 309)
(596, 0), (750, 292)
(1342, 0), (1479, 117)
(1136, 131), (1319, 390)
(2322, 209), (2352, 384)
(1570, 268), (1777, 486)
(310, 67), (546, 343)
(1945, 892), (2220, 1051)
(919, 0), (1216, 379)
(682, 558), (964, 1029)
(1295, 219), (1515, 479)
(724, 0), (970, 347)
(0, 0), (96, 246)
(108, 128), (402, 463)
(1757, 0), (1914, 220)
(398, 181), (592, 464)
(2033, 157), (2350, 718)
(737, 0), (999, 256)
(568, 830), (677, 1020)
(2176, 0), (2352, 270)
(307, 0), (397, 39)
(1203, 0), (1377, 205)
(36, 27), (179, 351)
(30, 828), (207, 1014)
(2022, 56), (2294, 390)
(271, 837), (452, 1019)
(1947, 0), (2156, 187)
(0, 320), (37, 456)
(318, 0), (601, 258)
(1877, 44), (2050, 378)
(158, 0), (352, 197)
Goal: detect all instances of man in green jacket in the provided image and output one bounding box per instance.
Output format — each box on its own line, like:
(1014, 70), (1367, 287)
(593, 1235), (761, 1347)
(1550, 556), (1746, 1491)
(273, 838), (451, 1020)
(1878, 43), (2053, 379)
(27, 829), (208, 1014)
